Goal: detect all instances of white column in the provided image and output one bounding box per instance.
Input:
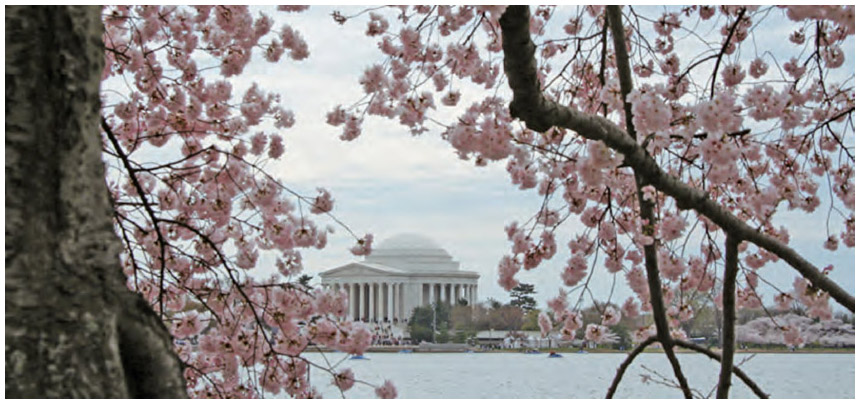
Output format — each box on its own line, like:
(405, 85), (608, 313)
(387, 282), (393, 321)
(374, 283), (380, 322)
(376, 283), (383, 322)
(467, 284), (472, 305)
(369, 283), (374, 321)
(472, 284), (477, 305)
(398, 283), (404, 319)
(394, 283), (400, 320)
(468, 284), (473, 305)
(380, 283), (385, 321)
(398, 283), (404, 320)
(368, 283), (374, 322)
(359, 283), (366, 322)
(369, 283), (373, 321)
(391, 283), (400, 320)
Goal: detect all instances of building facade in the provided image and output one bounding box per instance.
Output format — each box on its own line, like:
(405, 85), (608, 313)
(320, 233), (479, 323)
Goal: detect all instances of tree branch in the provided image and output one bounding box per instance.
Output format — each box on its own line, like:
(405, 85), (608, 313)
(718, 235), (740, 398)
(498, 5), (854, 313)
(709, 8), (746, 99)
(605, 5), (692, 398)
(672, 339), (769, 399)
(606, 336), (658, 398)
(102, 117), (168, 317)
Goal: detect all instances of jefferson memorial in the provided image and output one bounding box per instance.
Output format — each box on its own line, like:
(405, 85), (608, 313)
(320, 233), (479, 323)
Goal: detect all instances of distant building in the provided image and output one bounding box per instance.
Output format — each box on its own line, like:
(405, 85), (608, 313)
(320, 233), (479, 324)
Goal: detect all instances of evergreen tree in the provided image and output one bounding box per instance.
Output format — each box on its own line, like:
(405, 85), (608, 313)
(509, 283), (537, 312)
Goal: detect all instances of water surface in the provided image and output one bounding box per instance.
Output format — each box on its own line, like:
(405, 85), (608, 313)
(303, 352), (854, 399)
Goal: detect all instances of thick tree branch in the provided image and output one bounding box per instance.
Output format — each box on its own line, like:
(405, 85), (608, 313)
(718, 236), (740, 398)
(607, 6), (636, 140)
(499, 5), (854, 313)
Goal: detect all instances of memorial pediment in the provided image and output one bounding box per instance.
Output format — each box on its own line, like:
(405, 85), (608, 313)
(319, 262), (404, 278)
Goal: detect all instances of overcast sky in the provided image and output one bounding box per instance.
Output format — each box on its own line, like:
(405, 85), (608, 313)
(152, 6), (856, 311)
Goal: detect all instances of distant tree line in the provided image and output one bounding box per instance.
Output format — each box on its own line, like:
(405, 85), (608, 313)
(408, 282), (855, 350)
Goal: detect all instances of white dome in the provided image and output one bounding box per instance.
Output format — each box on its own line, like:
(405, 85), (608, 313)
(375, 233), (443, 250)
(366, 233), (459, 272)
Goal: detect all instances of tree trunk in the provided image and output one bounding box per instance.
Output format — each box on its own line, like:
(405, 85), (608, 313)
(5, 6), (187, 398)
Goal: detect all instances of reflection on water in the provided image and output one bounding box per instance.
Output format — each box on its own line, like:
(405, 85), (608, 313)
(300, 352), (854, 399)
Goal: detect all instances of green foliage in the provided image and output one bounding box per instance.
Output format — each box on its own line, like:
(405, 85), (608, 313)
(521, 309), (540, 331)
(409, 324), (433, 343)
(452, 329), (470, 343)
(407, 304), (451, 343)
(437, 324), (450, 343)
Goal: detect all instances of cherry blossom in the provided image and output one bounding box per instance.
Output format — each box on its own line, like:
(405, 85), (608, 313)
(538, 312), (552, 337)
(99, 5), (854, 398)
(333, 369), (355, 392)
(375, 380), (398, 399)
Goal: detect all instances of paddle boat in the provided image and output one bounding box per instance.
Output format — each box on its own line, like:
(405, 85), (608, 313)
(349, 354), (370, 360)
(548, 351), (563, 358)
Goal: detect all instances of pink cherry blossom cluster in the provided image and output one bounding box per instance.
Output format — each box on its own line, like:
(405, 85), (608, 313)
(101, 5), (386, 398)
(104, 6), (856, 397)
(585, 323), (619, 344)
(334, 8), (854, 353)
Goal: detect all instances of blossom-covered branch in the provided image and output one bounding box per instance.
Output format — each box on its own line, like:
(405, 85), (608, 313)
(498, 5), (854, 313)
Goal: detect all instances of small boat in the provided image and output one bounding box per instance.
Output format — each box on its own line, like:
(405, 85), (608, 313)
(524, 349), (541, 354)
(350, 354), (369, 360)
(398, 349), (413, 354)
(548, 352), (563, 358)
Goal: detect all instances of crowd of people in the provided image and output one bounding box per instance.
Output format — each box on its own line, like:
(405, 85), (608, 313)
(368, 320), (410, 346)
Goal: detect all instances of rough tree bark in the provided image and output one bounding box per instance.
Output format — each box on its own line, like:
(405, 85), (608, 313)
(5, 6), (187, 398)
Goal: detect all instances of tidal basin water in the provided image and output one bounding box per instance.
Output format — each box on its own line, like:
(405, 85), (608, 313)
(303, 352), (854, 399)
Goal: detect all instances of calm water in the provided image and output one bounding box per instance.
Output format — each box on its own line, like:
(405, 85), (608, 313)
(301, 352), (854, 399)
